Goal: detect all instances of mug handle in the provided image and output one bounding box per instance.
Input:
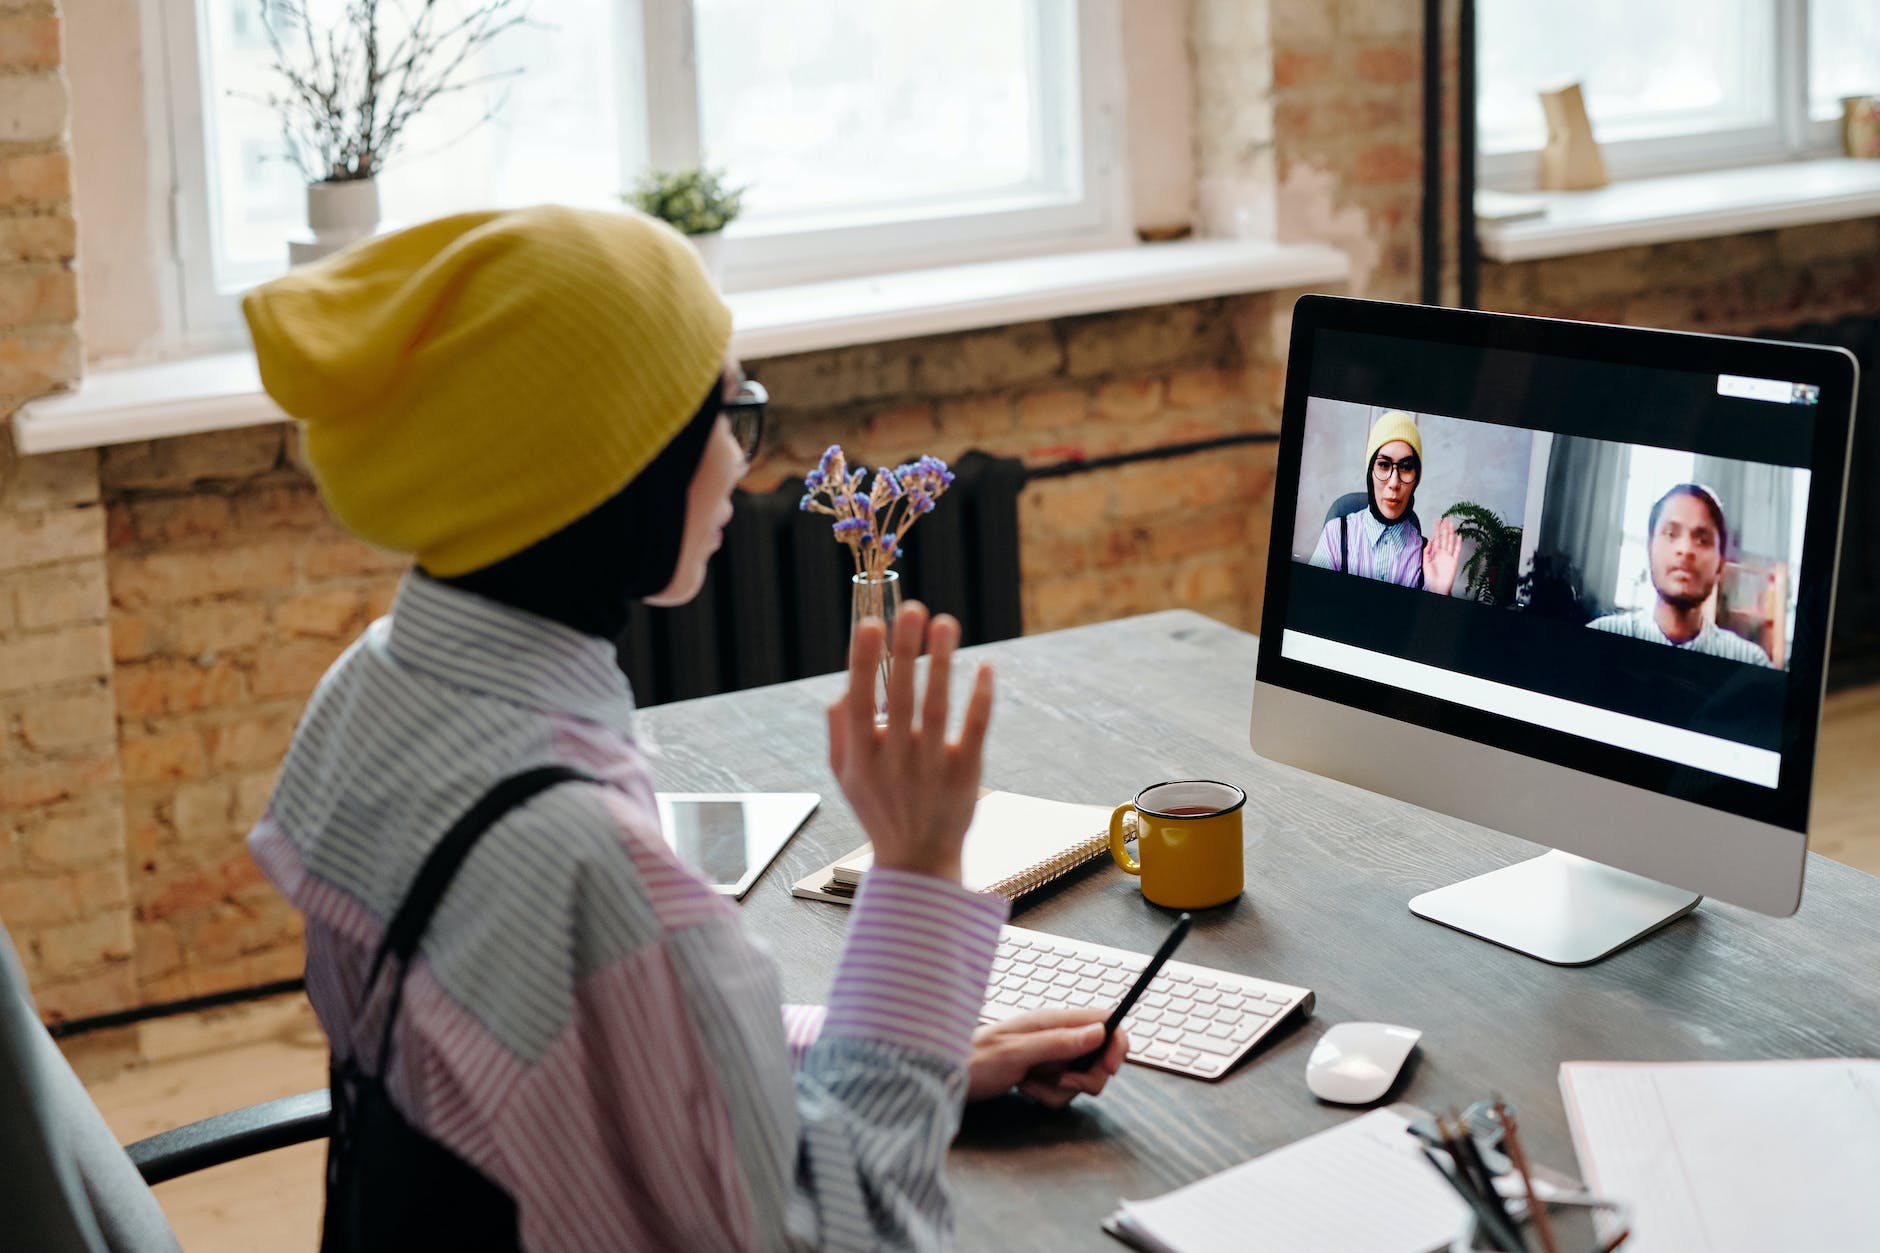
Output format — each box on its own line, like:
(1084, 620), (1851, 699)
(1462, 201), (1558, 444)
(1109, 804), (1141, 875)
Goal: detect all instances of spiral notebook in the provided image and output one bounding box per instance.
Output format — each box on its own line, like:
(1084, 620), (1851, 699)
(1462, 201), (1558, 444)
(791, 791), (1117, 903)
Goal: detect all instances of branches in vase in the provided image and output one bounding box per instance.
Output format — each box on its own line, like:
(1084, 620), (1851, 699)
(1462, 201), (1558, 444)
(250, 0), (532, 184)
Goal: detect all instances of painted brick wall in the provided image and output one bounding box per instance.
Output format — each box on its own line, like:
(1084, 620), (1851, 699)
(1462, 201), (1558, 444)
(1483, 219), (1880, 334)
(1269, 0), (1879, 324)
(101, 426), (405, 1003)
(744, 292), (1301, 636)
(0, 1), (134, 1026)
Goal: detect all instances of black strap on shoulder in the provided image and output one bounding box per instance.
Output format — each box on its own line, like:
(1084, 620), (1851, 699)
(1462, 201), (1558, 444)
(359, 765), (600, 1074)
(1339, 514), (1348, 571)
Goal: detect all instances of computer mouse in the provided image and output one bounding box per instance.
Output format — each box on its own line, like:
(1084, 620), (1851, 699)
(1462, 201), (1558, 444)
(1304, 1021), (1422, 1105)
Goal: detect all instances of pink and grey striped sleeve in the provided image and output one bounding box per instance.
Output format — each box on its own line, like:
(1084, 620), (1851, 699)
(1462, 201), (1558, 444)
(780, 1003), (826, 1067)
(822, 867), (1009, 1066)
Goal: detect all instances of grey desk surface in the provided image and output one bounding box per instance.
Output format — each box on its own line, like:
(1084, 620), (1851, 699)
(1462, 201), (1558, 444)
(635, 610), (1880, 1251)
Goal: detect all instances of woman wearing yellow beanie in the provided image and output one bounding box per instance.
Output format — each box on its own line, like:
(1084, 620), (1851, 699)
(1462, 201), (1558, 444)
(241, 207), (1126, 1252)
(1308, 408), (1462, 594)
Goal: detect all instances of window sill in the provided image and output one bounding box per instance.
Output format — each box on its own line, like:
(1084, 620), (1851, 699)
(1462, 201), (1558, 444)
(1477, 158), (1880, 263)
(14, 238), (1348, 455)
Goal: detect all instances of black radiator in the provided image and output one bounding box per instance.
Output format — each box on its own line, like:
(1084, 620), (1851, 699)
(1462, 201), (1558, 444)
(1765, 316), (1880, 687)
(618, 450), (1027, 706)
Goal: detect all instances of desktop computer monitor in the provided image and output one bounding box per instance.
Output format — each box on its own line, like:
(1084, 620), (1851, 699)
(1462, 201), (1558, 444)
(1251, 295), (1858, 965)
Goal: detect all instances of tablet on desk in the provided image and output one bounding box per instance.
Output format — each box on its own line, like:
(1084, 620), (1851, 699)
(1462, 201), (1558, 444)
(654, 793), (819, 899)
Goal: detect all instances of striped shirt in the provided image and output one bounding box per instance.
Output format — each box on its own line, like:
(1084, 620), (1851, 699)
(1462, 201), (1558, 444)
(1587, 609), (1775, 666)
(248, 572), (1009, 1251)
(1308, 508), (1427, 588)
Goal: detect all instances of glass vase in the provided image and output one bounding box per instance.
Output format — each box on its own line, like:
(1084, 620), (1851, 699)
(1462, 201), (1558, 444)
(849, 570), (901, 726)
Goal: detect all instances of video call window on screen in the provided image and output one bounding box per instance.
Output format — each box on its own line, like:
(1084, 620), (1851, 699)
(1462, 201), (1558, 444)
(1292, 399), (1810, 673)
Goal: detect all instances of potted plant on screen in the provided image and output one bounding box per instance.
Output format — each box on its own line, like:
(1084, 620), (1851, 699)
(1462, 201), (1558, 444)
(1440, 502), (1524, 606)
(249, 0), (531, 266)
(623, 165), (746, 285)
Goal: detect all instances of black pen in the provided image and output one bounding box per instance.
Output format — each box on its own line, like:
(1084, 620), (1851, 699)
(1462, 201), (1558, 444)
(1420, 1145), (1526, 1253)
(1070, 912), (1192, 1071)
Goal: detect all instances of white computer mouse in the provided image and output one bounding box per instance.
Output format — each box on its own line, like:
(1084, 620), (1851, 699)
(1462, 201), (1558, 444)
(1304, 1021), (1422, 1105)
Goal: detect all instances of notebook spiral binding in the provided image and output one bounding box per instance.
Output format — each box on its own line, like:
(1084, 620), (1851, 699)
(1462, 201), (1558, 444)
(985, 813), (1134, 899)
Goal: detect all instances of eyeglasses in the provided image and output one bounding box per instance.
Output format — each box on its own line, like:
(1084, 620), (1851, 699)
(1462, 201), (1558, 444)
(1371, 453), (1420, 485)
(722, 378), (767, 461)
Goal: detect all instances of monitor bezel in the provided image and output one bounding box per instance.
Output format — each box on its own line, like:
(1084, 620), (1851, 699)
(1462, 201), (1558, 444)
(1253, 296), (1855, 907)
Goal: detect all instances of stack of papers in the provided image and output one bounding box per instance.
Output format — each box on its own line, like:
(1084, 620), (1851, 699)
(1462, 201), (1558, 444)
(1560, 1058), (1880, 1251)
(1104, 1108), (1469, 1253)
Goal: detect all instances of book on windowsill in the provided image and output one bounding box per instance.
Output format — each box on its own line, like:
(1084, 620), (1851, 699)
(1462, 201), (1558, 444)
(790, 791), (1123, 904)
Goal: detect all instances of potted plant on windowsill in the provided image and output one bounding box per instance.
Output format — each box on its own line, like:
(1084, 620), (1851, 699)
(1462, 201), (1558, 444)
(622, 165), (746, 285)
(249, 0), (531, 266)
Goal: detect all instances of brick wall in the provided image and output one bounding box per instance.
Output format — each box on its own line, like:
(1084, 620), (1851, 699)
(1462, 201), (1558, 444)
(0, 1), (132, 1025)
(1269, 0), (1879, 324)
(744, 292), (1301, 636)
(1483, 219), (1880, 334)
(101, 426), (404, 1004)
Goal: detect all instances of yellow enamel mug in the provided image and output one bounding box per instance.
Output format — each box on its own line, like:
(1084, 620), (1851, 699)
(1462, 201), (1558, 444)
(1109, 780), (1245, 909)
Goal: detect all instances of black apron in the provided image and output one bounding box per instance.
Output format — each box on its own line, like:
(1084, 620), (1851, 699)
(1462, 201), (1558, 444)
(320, 766), (599, 1253)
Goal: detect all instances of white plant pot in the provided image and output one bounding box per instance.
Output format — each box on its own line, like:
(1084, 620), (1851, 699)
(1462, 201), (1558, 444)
(687, 230), (725, 287)
(288, 179), (382, 267)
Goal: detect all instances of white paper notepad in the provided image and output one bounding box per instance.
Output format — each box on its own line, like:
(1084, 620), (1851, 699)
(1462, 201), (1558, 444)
(1105, 1107), (1469, 1253)
(1560, 1059), (1880, 1252)
(792, 791), (1114, 903)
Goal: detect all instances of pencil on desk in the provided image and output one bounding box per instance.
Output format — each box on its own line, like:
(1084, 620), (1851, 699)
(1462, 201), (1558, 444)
(1446, 1111), (1520, 1245)
(1496, 1100), (1559, 1253)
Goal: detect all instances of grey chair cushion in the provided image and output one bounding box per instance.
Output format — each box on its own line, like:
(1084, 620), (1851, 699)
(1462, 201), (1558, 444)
(0, 927), (180, 1253)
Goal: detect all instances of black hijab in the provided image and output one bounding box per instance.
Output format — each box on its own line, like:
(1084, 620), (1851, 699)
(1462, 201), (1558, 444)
(436, 376), (722, 640)
(1365, 454), (1419, 531)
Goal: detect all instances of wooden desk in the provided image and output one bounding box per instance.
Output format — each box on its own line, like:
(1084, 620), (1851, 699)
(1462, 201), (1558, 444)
(636, 610), (1880, 1250)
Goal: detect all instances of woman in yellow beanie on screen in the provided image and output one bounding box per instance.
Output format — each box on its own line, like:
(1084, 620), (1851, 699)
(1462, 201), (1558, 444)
(1308, 408), (1462, 594)
(242, 206), (1126, 1253)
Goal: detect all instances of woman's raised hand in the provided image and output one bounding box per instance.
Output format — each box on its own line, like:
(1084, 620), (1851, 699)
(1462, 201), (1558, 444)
(826, 602), (995, 882)
(1423, 516), (1463, 596)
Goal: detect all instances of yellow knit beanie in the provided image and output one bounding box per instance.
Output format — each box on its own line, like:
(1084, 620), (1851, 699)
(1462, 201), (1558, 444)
(1365, 409), (1423, 464)
(243, 205), (733, 577)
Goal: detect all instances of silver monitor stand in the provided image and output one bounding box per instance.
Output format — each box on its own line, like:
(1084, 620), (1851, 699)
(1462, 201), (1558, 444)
(1408, 850), (1700, 966)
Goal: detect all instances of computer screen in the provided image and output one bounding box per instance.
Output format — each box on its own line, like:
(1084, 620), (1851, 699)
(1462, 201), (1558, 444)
(1252, 297), (1857, 955)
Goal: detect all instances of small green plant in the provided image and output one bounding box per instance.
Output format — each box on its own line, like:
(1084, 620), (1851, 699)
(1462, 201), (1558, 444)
(1441, 501), (1524, 605)
(623, 165), (746, 236)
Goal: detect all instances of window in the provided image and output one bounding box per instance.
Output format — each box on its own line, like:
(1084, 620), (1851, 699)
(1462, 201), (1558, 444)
(163, 0), (1126, 342)
(1478, 0), (1880, 185)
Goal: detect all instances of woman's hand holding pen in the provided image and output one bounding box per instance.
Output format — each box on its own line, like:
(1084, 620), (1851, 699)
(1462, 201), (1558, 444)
(967, 1008), (1129, 1107)
(828, 601), (994, 883)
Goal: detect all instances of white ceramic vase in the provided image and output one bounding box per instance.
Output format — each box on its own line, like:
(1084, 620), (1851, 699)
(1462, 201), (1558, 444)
(687, 230), (725, 286)
(288, 179), (382, 266)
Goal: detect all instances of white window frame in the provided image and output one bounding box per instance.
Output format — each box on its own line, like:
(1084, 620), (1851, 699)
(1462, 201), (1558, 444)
(1478, 0), (1844, 191)
(154, 0), (1130, 350)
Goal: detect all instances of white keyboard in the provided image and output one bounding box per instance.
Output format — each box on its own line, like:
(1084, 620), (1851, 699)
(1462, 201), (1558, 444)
(980, 925), (1314, 1081)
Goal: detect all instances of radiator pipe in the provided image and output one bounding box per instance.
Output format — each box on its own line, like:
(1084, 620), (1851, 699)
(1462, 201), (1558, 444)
(1026, 430), (1280, 482)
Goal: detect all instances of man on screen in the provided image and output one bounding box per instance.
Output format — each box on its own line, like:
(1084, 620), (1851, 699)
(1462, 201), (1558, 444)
(1587, 483), (1773, 666)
